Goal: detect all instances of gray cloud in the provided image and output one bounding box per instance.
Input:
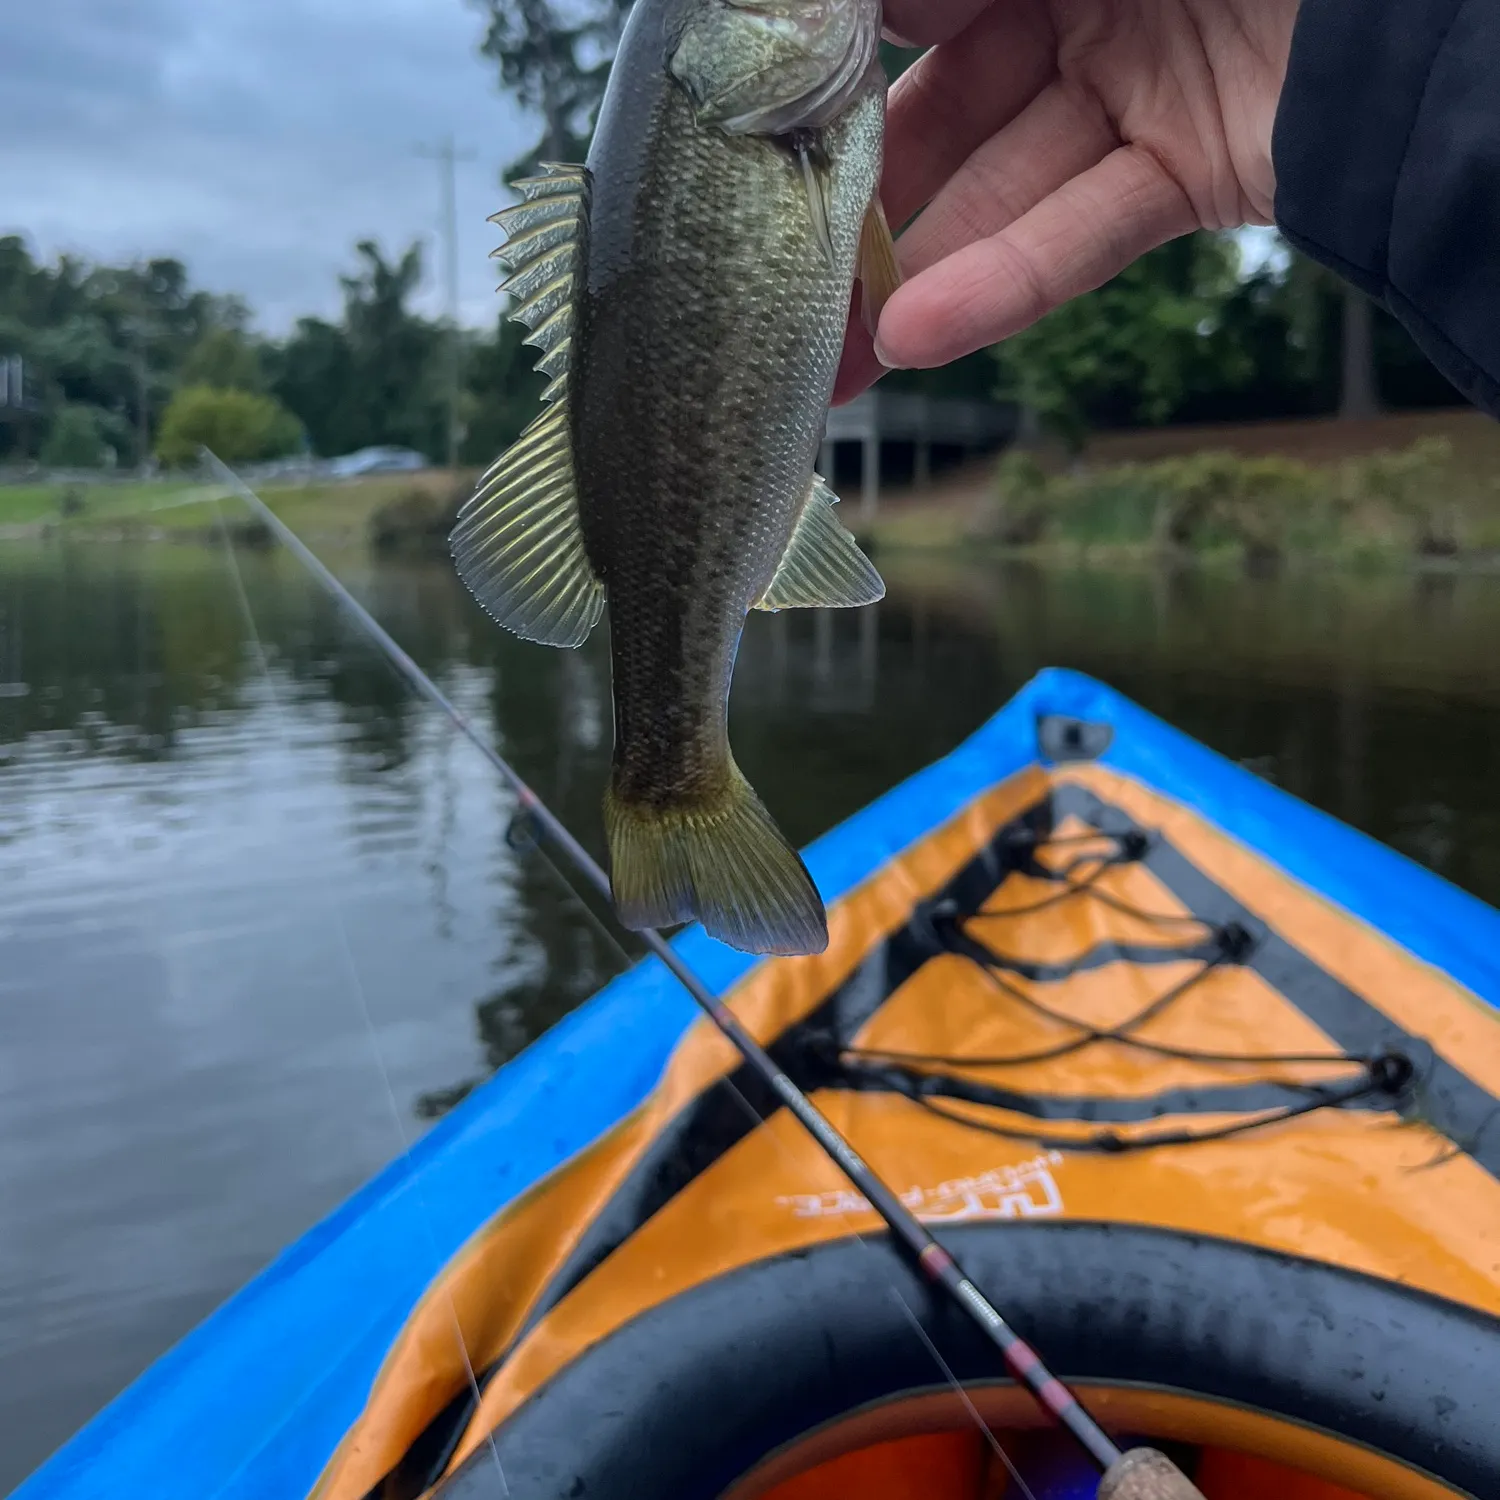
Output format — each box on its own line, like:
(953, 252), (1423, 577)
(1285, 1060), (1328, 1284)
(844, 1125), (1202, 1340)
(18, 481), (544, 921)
(1, 0), (534, 331)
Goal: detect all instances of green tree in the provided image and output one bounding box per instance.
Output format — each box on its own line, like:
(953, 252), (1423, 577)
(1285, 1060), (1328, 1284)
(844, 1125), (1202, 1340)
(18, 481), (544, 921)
(994, 232), (1252, 449)
(1279, 250), (1387, 420)
(461, 315), (544, 462)
(1168, 258), (1322, 424)
(39, 403), (112, 468)
(267, 315), (357, 456)
(181, 327), (265, 392)
(154, 385), (302, 467)
(339, 240), (444, 454)
(472, 0), (633, 173)
(0, 235), (248, 466)
(271, 240), (444, 458)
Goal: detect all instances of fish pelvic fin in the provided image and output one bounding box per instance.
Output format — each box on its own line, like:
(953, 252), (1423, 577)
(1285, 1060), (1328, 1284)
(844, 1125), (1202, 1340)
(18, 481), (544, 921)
(754, 473), (885, 612)
(857, 194), (903, 335)
(450, 163), (603, 648)
(604, 765), (829, 957)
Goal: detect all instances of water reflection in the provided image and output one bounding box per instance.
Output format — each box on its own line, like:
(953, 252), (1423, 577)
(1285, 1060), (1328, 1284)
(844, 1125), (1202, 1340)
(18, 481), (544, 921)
(5, 539), (1500, 1486)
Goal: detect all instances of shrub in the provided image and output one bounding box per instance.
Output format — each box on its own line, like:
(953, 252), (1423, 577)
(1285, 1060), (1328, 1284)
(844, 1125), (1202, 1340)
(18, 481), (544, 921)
(981, 437), (1457, 561)
(369, 475), (475, 551)
(1048, 465), (1162, 549)
(1148, 451), (1331, 559)
(980, 450), (1054, 544)
(1337, 437), (1457, 555)
(155, 385), (303, 468)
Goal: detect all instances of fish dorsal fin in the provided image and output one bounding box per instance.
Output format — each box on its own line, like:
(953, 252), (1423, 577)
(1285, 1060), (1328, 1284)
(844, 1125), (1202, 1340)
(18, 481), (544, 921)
(450, 164), (604, 648)
(754, 473), (885, 611)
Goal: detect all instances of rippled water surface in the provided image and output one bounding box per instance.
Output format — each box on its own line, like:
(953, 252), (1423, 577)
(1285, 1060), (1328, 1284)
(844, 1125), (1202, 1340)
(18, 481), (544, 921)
(5, 538), (1500, 1487)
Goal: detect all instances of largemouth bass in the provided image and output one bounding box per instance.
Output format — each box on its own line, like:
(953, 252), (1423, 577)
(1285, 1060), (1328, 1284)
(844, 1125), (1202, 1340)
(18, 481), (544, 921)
(451, 0), (900, 956)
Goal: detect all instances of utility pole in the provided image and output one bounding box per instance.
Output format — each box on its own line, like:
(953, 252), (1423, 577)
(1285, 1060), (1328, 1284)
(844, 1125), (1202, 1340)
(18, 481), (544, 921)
(416, 134), (477, 471)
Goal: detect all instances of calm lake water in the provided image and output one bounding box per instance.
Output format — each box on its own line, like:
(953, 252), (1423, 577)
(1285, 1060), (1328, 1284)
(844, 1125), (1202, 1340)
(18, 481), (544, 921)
(5, 537), (1500, 1487)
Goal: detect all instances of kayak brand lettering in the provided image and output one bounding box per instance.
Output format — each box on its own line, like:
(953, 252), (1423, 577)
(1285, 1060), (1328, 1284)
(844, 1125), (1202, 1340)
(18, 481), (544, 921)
(776, 1152), (1065, 1222)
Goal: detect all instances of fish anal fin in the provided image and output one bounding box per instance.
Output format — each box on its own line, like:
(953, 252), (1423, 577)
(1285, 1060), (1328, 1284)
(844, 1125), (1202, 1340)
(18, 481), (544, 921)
(754, 473), (885, 612)
(857, 195), (902, 336)
(454, 163), (602, 648)
(604, 766), (828, 956)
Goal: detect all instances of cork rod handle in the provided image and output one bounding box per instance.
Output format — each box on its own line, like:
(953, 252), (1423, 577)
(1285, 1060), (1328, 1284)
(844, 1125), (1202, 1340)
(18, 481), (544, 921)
(1098, 1447), (1209, 1500)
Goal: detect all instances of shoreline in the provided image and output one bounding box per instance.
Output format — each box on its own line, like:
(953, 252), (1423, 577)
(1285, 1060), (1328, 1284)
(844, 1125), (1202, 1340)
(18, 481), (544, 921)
(10, 520), (1500, 579)
(858, 533), (1500, 574)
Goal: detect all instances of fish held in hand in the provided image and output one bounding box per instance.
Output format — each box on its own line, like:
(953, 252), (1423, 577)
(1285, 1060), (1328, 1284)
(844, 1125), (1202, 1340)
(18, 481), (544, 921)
(451, 0), (901, 957)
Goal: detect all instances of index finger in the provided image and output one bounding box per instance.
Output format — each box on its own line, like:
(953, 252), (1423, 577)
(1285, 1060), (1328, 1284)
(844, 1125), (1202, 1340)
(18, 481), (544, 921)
(882, 0), (992, 48)
(881, 0), (1055, 229)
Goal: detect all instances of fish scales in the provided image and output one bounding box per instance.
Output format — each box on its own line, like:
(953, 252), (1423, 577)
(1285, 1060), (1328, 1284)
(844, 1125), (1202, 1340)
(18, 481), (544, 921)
(578, 59), (883, 806)
(453, 0), (896, 956)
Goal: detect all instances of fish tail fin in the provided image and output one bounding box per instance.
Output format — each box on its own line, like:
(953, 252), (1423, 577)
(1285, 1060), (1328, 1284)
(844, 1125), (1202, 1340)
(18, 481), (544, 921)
(603, 764), (828, 957)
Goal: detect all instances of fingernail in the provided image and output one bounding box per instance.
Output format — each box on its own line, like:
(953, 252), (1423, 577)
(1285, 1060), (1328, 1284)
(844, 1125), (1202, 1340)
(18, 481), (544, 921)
(873, 334), (902, 369)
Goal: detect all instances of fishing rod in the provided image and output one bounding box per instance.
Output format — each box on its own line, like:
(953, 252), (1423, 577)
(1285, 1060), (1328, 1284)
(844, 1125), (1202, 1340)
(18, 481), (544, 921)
(203, 450), (1204, 1500)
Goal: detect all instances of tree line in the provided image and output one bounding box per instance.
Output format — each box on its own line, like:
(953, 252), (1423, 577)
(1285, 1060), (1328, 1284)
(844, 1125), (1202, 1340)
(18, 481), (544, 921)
(0, 231), (544, 471)
(0, 2), (1464, 474)
(475, 1), (1462, 443)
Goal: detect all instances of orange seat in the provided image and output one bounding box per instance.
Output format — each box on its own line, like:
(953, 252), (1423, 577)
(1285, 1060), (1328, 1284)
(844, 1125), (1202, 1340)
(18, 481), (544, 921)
(758, 1431), (986, 1500)
(1197, 1446), (1373, 1500)
(756, 1431), (1377, 1500)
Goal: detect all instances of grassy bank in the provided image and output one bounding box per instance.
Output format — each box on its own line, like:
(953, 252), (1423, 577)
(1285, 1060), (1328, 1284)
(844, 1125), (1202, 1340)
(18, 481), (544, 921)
(0, 480), (210, 531)
(10, 409), (1499, 569)
(0, 470), (471, 546)
(871, 411), (1500, 569)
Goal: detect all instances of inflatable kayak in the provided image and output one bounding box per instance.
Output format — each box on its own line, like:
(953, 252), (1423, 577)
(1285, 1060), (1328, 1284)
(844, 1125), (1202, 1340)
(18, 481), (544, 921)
(17, 668), (1500, 1500)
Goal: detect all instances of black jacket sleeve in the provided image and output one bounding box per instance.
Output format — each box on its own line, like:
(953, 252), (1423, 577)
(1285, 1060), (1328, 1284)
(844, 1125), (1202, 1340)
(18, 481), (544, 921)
(1272, 0), (1500, 418)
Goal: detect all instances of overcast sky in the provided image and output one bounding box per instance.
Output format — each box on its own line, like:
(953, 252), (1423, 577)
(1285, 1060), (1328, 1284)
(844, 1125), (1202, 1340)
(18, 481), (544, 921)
(3, 0), (534, 333)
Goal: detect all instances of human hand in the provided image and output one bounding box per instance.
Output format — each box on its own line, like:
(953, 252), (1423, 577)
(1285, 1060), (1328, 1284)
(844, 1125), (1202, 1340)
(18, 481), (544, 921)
(834, 0), (1300, 403)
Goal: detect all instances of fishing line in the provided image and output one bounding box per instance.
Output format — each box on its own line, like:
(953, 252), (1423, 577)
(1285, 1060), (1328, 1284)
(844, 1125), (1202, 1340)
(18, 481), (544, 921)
(503, 804), (641, 973)
(209, 494), (512, 1500)
(204, 451), (1207, 1500)
(704, 1030), (1036, 1489)
(889, 1288), (1040, 1500)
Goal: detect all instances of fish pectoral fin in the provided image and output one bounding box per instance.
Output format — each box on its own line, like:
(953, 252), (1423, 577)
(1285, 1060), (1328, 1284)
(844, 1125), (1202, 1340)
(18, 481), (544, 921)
(754, 473), (885, 612)
(857, 195), (902, 335)
(452, 162), (603, 648)
(449, 400), (604, 648)
(799, 143), (836, 268)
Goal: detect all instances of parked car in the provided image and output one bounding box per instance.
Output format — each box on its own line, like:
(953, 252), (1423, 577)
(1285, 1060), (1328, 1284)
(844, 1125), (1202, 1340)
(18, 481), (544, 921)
(325, 446), (428, 478)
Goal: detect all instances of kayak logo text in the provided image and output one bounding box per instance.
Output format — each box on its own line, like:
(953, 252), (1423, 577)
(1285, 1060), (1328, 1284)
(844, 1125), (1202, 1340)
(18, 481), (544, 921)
(775, 1151), (1065, 1223)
